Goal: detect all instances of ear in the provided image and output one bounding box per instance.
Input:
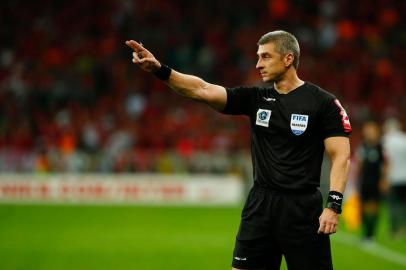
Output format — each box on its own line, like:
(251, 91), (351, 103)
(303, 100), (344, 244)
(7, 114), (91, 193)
(284, 53), (294, 67)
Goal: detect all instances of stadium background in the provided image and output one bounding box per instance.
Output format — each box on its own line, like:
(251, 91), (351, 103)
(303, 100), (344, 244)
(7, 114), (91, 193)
(0, 0), (405, 269)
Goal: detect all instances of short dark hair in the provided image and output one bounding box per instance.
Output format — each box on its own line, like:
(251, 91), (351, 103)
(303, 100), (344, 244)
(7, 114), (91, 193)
(257, 30), (300, 70)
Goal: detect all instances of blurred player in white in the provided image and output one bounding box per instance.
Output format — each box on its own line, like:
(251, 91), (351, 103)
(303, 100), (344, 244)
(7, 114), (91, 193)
(383, 118), (406, 238)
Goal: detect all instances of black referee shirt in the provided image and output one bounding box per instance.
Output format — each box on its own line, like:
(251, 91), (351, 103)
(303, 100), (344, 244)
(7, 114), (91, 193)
(222, 82), (352, 191)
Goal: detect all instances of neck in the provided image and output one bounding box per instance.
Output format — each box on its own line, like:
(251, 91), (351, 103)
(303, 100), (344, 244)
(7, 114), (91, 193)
(273, 69), (304, 94)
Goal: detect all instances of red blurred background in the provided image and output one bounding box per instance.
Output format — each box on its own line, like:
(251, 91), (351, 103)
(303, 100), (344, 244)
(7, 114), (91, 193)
(0, 0), (405, 173)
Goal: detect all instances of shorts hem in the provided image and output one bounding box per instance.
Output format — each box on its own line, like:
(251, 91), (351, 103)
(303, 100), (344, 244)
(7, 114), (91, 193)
(232, 261), (264, 269)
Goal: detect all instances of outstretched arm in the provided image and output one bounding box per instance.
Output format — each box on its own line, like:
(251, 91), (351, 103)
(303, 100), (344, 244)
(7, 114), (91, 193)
(318, 136), (351, 234)
(125, 40), (227, 111)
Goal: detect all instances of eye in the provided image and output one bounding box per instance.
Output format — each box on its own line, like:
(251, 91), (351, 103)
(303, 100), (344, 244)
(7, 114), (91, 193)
(257, 54), (271, 61)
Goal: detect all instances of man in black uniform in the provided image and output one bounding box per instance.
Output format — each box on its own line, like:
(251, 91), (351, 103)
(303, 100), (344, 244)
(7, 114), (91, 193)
(356, 120), (387, 242)
(126, 30), (351, 270)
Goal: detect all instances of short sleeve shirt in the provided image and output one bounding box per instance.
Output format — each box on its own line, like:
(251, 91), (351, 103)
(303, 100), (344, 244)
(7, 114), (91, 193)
(222, 82), (351, 191)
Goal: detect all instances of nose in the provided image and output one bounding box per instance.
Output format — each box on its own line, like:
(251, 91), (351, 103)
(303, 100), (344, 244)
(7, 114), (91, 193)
(256, 59), (263, 70)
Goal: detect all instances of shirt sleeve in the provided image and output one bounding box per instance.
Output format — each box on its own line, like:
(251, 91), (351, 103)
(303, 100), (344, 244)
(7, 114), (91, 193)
(320, 96), (352, 138)
(221, 87), (256, 116)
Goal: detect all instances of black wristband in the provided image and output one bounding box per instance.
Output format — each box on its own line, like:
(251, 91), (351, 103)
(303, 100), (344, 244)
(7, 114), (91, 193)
(154, 64), (172, 81)
(326, 191), (343, 214)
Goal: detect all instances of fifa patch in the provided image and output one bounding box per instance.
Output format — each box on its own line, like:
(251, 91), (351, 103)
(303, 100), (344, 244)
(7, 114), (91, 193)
(256, 109), (271, 127)
(290, 114), (308, 135)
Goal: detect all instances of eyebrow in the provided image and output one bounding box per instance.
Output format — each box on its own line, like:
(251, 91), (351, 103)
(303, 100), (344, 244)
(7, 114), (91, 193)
(257, 52), (270, 57)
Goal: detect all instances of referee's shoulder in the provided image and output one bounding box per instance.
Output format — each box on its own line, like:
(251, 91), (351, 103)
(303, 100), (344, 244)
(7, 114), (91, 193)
(228, 85), (271, 98)
(305, 82), (336, 100)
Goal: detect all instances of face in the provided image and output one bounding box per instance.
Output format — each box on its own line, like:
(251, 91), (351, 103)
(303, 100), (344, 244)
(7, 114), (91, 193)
(256, 42), (292, 82)
(362, 122), (381, 144)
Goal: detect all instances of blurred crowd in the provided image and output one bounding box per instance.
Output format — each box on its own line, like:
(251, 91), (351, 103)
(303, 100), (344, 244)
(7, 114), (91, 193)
(0, 0), (405, 173)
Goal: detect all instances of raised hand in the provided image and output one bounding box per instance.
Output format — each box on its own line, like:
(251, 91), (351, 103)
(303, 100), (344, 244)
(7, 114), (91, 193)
(125, 40), (161, 73)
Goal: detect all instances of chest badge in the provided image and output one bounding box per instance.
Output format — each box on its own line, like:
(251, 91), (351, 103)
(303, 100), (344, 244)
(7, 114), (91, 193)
(256, 109), (272, 127)
(290, 114), (308, 135)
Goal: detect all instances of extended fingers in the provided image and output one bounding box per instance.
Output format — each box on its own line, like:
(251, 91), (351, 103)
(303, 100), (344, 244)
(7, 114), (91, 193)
(126, 40), (150, 56)
(125, 40), (143, 51)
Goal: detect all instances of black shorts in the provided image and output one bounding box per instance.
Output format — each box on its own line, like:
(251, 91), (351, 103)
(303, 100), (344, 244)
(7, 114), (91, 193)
(360, 180), (380, 202)
(360, 186), (380, 202)
(232, 185), (333, 270)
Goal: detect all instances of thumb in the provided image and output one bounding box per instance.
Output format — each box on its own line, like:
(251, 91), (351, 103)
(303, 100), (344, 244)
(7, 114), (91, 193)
(318, 214), (325, 233)
(317, 222), (324, 234)
(132, 57), (154, 64)
(139, 57), (156, 63)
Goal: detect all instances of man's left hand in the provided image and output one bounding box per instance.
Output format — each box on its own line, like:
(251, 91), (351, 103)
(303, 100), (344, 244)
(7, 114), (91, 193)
(318, 208), (339, 234)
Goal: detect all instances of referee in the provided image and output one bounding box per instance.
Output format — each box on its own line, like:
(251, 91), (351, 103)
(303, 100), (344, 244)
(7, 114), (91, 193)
(126, 30), (351, 270)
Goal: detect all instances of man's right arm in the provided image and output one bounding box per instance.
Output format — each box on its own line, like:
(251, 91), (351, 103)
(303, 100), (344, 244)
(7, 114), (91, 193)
(125, 40), (227, 111)
(163, 70), (227, 111)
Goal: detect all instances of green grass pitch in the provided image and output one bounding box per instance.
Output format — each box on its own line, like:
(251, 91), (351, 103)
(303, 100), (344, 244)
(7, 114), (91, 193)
(0, 204), (405, 270)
